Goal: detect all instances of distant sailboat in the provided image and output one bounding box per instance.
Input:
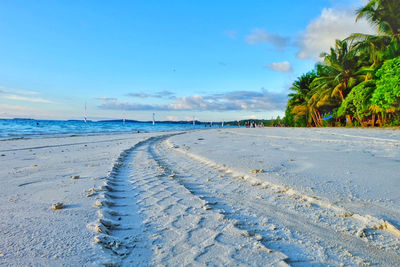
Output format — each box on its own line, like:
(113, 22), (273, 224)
(193, 116), (195, 127)
(152, 113), (155, 125)
(84, 102), (87, 123)
(123, 112), (126, 124)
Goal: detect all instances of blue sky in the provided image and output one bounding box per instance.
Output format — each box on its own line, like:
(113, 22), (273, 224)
(0, 0), (375, 121)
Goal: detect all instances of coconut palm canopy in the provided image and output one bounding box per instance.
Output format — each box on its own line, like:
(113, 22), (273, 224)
(284, 0), (400, 127)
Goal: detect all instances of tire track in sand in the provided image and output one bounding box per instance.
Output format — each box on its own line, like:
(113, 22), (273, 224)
(88, 138), (153, 266)
(157, 136), (400, 266)
(89, 135), (289, 266)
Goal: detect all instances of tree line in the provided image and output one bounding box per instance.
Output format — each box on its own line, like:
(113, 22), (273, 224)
(284, 0), (400, 127)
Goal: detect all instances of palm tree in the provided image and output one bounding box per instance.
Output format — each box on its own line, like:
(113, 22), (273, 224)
(287, 72), (321, 126)
(314, 40), (366, 102)
(348, 34), (390, 70)
(307, 81), (340, 126)
(356, 0), (400, 41)
(311, 40), (371, 124)
(344, 0), (400, 72)
(288, 71), (316, 105)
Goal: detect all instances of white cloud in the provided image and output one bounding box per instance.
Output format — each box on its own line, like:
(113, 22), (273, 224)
(166, 115), (179, 121)
(96, 97), (117, 101)
(0, 88), (53, 103)
(98, 89), (288, 112)
(6, 95), (53, 103)
(245, 28), (289, 49)
(0, 103), (28, 112)
(297, 7), (376, 60)
(223, 30), (238, 39)
(0, 86), (39, 95)
(169, 95), (207, 110)
(127, 90), (175, 99)
(240, 114), (259, 119)
(266, 61), (293, 72)
(13, 89), (39, 95)
(0, 103), (50, 119)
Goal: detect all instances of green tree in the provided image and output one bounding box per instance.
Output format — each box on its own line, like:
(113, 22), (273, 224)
(356, 0), (400, 40)
(347, 0), (400, 75)
(370, 56), (400, 124)
(313, 40), (366, 102)
(311, 40), (370, 124)
(285, 71), (317, 126)
(348, 34), (390, 71)
(337, 80), (376, 126)
(283, 0), (400, 127)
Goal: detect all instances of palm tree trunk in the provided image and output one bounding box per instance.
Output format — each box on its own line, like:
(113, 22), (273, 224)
(371, 114), (375, 127)
(317, 110), (323, 126)
(313, 110), (323, 127)
(311, 111), (320, 127)
(382, 112), (386, 125)
(347, 115), (352, 125)
(310, 113), (317, 127)
(356, 112), (365, 127)
(339, 90), (345, 101)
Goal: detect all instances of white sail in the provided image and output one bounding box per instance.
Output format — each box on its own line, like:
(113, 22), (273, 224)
(84, 102), (87, 123)
(152, 113), (155, 125)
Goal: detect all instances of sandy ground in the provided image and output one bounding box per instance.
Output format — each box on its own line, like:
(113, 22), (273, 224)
(1, 128), (400, 266)
(0, 132), (161, 266)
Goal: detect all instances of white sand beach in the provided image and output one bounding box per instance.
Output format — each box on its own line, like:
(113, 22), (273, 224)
(1, 128), (400, 266)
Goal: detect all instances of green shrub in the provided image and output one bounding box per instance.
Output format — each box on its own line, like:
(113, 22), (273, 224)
(371, 56), (400, 111)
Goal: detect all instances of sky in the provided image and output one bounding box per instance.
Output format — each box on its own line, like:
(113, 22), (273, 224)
(0, 0), (376, 121)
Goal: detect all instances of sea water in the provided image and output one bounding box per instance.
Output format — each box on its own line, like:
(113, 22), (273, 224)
(0, 119), (221, 140)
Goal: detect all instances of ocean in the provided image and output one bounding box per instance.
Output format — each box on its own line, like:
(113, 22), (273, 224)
(0, 119), (222, 140)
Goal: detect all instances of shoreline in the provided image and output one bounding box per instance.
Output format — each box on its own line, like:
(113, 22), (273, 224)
(0, 129), (160, 142)
(0, 118), (223, 141)
(1, 125), (399, 142)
